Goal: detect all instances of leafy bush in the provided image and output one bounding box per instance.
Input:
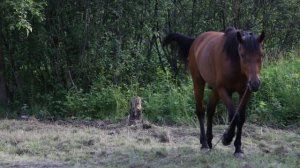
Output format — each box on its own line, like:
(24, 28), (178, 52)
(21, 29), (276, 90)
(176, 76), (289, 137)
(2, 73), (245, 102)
(5, 56), (298, 127)
(249, 56), (300, 126)
(141, 80), (196, 125)
(64, 87), (127, 120)
(62, 71), (198, 124)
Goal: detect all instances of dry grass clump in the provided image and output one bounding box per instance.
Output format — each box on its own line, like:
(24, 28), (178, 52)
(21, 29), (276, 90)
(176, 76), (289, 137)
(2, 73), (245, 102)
(0, 119), (299, 167)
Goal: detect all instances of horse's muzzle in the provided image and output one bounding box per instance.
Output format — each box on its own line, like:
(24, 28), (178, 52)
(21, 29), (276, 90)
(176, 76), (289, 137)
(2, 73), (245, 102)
(248, 80), (261, 92)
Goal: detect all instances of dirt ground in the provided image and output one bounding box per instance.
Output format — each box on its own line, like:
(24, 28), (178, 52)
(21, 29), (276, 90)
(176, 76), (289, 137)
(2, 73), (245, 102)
(0, 119), (299, 168)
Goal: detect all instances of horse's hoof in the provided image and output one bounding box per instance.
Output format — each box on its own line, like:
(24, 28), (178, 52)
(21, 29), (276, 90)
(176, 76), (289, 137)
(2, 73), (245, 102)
(200, 147), (211, 154)
(234, 152), (245, 159)
(222, 133), (232, 146)
(222, 137), (231, 146)
(208, 143), (212, 149)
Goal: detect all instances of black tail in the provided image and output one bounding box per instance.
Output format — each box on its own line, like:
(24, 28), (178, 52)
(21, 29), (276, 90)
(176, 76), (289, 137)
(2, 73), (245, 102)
(163, 33), (195, 65)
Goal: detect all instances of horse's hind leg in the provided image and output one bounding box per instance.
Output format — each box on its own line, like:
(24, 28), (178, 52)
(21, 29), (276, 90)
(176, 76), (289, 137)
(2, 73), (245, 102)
(206, 91), (219, 149)
(192, 77), (209, 150)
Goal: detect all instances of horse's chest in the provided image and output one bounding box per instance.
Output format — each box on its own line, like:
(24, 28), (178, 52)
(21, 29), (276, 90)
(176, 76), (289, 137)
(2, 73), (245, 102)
(223, 73), (247, 91)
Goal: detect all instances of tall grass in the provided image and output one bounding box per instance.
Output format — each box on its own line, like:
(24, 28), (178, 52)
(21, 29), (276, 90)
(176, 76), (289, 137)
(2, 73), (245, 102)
(249, 56), (300, 126)
(49, 56), (300, 126)
(63, 71), (198, 124)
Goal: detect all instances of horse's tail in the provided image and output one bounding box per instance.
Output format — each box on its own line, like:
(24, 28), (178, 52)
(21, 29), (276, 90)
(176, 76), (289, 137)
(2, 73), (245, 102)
(163, 33), (195, 66)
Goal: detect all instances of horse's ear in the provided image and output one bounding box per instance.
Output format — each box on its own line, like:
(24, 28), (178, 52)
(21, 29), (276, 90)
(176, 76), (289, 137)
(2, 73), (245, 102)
(257, 31), (265, 43)
(237, 31), (244, 44)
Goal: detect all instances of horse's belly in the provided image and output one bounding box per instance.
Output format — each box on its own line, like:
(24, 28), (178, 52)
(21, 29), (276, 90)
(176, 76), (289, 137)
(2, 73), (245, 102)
(197, 54), (216, 86)
(191, 32), (223, 88)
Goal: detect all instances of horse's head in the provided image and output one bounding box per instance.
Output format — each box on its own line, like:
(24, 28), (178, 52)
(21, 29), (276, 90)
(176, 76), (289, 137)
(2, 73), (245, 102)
(237, 31), (265, 92)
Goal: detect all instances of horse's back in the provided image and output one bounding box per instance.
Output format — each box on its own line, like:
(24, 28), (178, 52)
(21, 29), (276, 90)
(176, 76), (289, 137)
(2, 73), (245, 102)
(189, 31), (225, 87)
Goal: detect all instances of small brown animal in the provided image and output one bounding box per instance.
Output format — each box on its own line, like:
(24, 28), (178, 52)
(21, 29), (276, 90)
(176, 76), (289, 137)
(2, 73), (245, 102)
(127, 96), (142, 126)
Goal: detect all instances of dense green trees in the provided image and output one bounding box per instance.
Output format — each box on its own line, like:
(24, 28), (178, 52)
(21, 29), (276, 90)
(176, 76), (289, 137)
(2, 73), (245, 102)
(0, 0), (299, 124)
(0, 0), (46, 105)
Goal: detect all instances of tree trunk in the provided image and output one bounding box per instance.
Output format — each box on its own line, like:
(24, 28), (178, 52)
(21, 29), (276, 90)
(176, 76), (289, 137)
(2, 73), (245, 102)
(221, 0), (227, 31)
(80, 0), (90, 63)
(190, 0), (197, 35)
(0, 18), (8, 105)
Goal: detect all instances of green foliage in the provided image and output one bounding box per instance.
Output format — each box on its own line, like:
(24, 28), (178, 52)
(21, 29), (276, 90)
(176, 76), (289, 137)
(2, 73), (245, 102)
(0, 0), (300, 126)
(64, 88), (122, 120)
(62, 56), (300, 126)
(1, 0), (46, 36)
(141, 78), (196, 125)
(249, 56), (300, 126)
(62, 73), (197, 124)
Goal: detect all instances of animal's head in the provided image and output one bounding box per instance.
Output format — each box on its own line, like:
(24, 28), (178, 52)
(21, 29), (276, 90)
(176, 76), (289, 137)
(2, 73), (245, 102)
(237, 31), (265, 92)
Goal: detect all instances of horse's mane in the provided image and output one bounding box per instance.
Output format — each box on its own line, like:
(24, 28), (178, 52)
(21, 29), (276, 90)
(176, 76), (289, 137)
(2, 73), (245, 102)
(223, 27), (260, 61)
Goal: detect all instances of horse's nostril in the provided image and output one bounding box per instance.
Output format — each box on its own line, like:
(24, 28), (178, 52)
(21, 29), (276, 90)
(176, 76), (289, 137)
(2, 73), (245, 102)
(248, 80), (260, 92)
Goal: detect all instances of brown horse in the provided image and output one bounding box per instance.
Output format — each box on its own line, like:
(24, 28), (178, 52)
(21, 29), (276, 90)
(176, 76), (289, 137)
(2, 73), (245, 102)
(163, 28), (265, 157)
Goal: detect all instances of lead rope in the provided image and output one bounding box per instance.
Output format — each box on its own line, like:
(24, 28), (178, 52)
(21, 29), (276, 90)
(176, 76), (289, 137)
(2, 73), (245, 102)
(212, 86), (250, 149)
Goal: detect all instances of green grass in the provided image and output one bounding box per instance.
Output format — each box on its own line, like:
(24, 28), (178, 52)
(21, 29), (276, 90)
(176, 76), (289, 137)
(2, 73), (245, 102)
(61, 56), (300, 127)
(4, 56), (299, 127)
(249, 56), (300, 126)
(0, 119), (299, 167)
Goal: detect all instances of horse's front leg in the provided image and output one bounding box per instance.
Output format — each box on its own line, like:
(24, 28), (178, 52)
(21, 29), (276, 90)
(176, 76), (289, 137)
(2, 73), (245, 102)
(233, 105), (246, 158)
(217, 88), (237, 146)
(234, 91), (251, 158)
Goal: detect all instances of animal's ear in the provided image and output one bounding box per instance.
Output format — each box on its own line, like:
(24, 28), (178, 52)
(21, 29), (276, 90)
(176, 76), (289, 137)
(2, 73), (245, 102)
(237, 31), (244, 44)
(257, 31), (265, 43)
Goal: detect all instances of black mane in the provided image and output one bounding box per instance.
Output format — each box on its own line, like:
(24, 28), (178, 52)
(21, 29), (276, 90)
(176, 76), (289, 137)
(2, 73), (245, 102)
(223, 27), (260, 61)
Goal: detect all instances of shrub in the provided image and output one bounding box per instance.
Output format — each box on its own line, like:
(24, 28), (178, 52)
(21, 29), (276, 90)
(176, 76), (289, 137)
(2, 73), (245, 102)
(249, 57), (300, 126)
(9, 56), (298, 127)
